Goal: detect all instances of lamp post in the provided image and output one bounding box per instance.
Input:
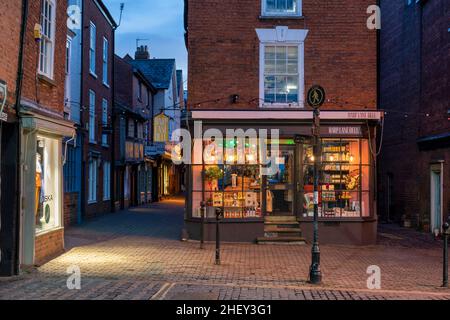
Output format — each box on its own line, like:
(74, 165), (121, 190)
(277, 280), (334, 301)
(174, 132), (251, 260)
(309, 107), (322, 284)
(307, 85), (325, 285)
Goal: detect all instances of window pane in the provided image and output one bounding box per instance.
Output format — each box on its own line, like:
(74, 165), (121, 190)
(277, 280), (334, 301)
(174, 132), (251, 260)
(275, 46), (286, 61)
(286, 76), (298, 102)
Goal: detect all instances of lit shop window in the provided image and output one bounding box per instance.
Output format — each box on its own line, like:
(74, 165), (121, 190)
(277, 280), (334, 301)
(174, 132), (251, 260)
(192, 138), (263, 219)
(262, 0), (302, 16)
(35, 136), (61, 233)
(301, 139), (370, 218)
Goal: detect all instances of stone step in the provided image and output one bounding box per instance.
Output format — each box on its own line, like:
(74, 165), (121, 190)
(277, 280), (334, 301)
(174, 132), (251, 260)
(257, 236), (307, 245)
(264, 226), (302, 233)
(264, 216), (298, 222)
(264, 221), (299, 227)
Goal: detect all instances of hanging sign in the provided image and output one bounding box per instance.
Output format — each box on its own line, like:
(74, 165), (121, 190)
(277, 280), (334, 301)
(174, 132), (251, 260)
(0, 80), (8, 122)
(153, 113), (169, 142)
(307, 85), (326, 109)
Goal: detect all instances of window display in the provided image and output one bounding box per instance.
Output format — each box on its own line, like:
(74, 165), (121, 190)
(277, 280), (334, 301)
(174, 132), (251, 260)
(35, 136), (61, 233)
(191, 136), (372, 220)
(302, 138), (370, 218)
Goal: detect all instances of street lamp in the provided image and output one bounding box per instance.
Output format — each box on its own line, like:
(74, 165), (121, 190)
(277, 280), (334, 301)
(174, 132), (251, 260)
(307, 85), (326, 285)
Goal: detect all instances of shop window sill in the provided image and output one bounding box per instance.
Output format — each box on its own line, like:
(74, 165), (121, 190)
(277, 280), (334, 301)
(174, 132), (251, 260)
(35, 227), (64, 237)
(298, 216), (376, 223)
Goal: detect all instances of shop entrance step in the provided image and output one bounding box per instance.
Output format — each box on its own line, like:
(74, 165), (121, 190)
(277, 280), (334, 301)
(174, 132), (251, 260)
(258, 216), (307, 244)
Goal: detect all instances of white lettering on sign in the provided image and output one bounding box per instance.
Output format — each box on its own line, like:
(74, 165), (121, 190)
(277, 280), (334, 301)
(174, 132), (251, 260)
(328, 127), (362, 135)
(347, 112), (380, 119)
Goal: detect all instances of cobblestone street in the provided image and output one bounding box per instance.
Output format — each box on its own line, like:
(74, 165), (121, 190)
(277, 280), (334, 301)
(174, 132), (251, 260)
(1, 198), (450, 300)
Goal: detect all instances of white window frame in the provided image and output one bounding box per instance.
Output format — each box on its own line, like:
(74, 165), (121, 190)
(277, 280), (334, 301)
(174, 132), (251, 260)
(89, 90), (96, 143)
(102, 37), (109, 85)
(88, 158), (98, 203)
(38, 0), (56, 78)
(256, 27), (308, 108)
(89, 22), (97, 76)
(103, 161), (111, 201)
(262, 0), (302, 17)
(102, 98), (108, 146)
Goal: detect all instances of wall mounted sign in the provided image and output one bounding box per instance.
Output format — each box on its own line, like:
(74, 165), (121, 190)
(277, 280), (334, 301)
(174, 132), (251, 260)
(154, 113), (169, 142)
(307, 85), (326, 109)
(0, 80), (8, 122)
(326, 126), (363, 136)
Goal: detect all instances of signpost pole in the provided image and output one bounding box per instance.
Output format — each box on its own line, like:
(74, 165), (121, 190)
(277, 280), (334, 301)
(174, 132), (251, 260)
(307, 85), (325, 285)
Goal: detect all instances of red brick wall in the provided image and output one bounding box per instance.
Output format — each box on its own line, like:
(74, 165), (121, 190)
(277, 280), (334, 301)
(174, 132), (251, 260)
(378, 0), (450, 228)
(21, 0), (68, 113)
(64, 192), (79, 227)
(81, 0), (114, 218)
(34, 229), (64, 266)
(0, 0), (22, 114)
(187, 0), (377, 110)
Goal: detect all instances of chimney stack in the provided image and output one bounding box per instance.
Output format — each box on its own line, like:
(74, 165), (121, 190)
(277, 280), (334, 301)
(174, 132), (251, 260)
(135, 45), (150, 60)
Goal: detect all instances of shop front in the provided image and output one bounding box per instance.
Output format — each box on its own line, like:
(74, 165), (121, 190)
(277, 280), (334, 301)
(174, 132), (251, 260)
(20, 110), (75, 266)
(185, 110), (383, 245)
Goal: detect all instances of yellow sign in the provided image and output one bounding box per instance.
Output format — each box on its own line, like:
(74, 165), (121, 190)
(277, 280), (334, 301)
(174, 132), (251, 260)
(154, 113), (169, 142)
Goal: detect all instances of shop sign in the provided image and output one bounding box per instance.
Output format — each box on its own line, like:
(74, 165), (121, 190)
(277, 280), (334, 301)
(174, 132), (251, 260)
(154, 113), (169, 142)
(346, 111), (381, 120)
(326, 126), (362, 136)
(145, 142), (165, 157)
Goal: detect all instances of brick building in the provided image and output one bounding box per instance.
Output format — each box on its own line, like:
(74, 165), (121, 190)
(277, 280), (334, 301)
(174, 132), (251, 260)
(378, 0), (450, 233)
(184, 0), (383, 244)
(18, 0), (75, 266)
(0, 0), (23, 276)
(79, 0), (116, 220)
(126, 49), (183, 201)
(114, 54), (156, 209)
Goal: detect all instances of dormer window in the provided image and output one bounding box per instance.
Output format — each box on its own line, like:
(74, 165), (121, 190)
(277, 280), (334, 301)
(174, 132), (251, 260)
(262, 0), (302, 17)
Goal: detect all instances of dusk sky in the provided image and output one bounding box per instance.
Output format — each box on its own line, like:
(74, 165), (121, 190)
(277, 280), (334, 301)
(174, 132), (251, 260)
(103, 0), (187, 88)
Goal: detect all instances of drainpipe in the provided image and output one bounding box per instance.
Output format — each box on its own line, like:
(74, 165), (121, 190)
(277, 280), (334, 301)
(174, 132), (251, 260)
(13, 0), (29, 275)
(79, 0), (86, 222)
(111, 4), (124, 212)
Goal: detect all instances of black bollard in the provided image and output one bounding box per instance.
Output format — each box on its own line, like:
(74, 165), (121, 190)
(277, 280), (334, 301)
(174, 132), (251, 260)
(200, 201), (205, 249)
(215, 207), (222, 265)
(443, 221), (449, 287)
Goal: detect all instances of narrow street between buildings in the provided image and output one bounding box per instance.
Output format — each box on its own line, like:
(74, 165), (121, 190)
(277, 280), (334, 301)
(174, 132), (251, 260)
(1, 198), (449, 300)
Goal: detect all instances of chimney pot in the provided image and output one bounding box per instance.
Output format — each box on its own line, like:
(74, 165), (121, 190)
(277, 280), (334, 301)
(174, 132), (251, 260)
(135, 45), (150, 60)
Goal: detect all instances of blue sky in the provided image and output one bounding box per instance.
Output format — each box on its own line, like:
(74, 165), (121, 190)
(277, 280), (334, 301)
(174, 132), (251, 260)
(103, 0), (187, 88)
